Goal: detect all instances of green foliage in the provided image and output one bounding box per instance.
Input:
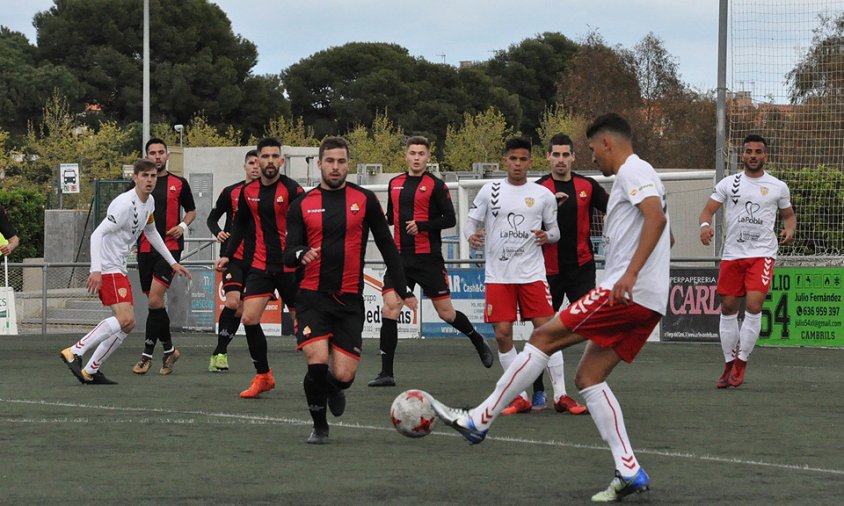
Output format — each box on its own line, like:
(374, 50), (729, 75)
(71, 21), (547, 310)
(768, 164), (844, 255)
(0, 187), (47, 260)
(444, 107), (511, 171)
(347, 112), (406, 172)
(265, 116), (319, 147)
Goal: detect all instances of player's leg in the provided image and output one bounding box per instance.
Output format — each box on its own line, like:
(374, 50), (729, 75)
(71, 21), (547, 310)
(238, 270), (276, 398)
(716, 259), (746, 388)
(212, 262), (245, 371)
(732, 258), (772, 387)
(431, 296), (493, 368)
(370, 287), (402, 386)
(132, 253), (156, 373)
(301, 338), (332, 443)
(81, 302), (135, 385)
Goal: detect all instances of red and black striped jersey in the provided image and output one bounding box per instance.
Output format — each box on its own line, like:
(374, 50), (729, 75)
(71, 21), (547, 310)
(139, 172), (195, 253)
(206, 180), (254, 261)
(224, 175), (303, 272)
(284, 183), (409, 297)
(386, 172), (455, 255)
(536, 172), (609, 272)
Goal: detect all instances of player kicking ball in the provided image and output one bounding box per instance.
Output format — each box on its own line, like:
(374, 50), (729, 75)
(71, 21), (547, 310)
(59, 159), (191, 385)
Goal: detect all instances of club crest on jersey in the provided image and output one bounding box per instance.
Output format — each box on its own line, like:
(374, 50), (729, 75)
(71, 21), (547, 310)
(579, 190), (588, 200)
(169, 185), (176, 192)
(420, 185), (427, 193)
(760, 187), (769, 196)
(525, 197), (535, 208)
(118, 288), (128, 298)
(486, 304), (493, 316)
(350, 202), (360, 213)
(276, 195), (284, 203)
(303, 325), (312, 336)
(225, 273), (232, 280)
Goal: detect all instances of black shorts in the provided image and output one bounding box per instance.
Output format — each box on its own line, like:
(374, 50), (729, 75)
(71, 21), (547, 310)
(222, 258), (249, 294)
(138, 250), (181, 293)
(382, 253), (450, 300)
(243, 267), (300, 309)
(295, 289), (365, 359)
(547, 261), (597, 311)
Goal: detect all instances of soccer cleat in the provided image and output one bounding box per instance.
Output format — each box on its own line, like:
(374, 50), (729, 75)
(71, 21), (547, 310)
(81, 369), (118, 385)
(132, 356), (152, 375)
(208, 353), (229, 372)
(160, 348), (181, 375)
(429, 398), (487, 444)
(474, 339), (494, 368)
(728, 358), (747, 387)
(716, 360), (734, 389)
(240, 370), (276, 399)
(367, 373), (396, 387)
(306, 427), (330, 444)
(501, 395), (532, 415)
(59, 348), (86, 384)
(531, 391), (547, 411)
(554, 395), (588, 415)
(328, 389), (346, 417)
(591, 469), (650, 502)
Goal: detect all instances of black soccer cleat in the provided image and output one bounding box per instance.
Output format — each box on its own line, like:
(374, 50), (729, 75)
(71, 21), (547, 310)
(59, 348), (86, 384)
(81, 370), (118, 385)
(306, 427), (330, 444)
(474, 339), (494, 368)
(328, 389), (346, 417)
(367, 373), (396, 387)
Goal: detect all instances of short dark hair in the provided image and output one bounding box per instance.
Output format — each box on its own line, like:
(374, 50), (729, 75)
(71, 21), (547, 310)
(319, 136), (350, 160)
(244, 149), (258, 161)
(133, 158), (156, 174)
(503, 136), (532, 155)
(586, 113), (632, 139)
(743, 134), (767, 148)
(257, 137), (281, 152)
(547, 133), (574, 153)
(405, 136), (430, 150)
(145, 138), (167, 153)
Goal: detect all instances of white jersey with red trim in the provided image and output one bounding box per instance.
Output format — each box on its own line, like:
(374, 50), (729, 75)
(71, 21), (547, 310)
(467, 179), (557, 283)
(92, 188), (156, 275)
(710, 171), (791, 260)
(599, 154), (671, 315)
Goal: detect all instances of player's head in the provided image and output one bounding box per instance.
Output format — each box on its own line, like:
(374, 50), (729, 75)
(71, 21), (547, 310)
(145, 138), (168, 172)
(405, 136), (431, 175)
(586, 113), (632, 176)
(741, 134), (768, 173)
(546, 133), (575, 179)
(132, 158), (158, 195)
(318, 136), (350, 190)
(502, 137), (532, 184)
(256, 137), (283, 180)
(244, 149), (260, 181)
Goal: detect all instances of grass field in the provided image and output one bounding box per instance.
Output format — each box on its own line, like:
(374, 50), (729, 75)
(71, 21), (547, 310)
(1, 333), (842, 504)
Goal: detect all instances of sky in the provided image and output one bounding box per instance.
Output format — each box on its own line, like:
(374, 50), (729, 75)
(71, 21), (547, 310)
(1, 0), (834, 100)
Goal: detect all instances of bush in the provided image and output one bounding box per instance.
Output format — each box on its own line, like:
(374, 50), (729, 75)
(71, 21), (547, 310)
(0, 187), (46, 260)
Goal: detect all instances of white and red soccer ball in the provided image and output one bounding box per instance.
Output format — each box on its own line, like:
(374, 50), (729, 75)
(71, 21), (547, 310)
(390, 389), (437, 438)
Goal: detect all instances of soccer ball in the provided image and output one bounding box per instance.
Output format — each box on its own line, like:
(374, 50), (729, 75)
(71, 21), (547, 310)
(390, 389), (437, 438)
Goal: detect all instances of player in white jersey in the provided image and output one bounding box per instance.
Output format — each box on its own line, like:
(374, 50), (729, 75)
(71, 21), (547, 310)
(433, 114), (669, 502)
(59, 159), (191, 385)
(699, 134), (795, 389)
(464, 137), (560, 415)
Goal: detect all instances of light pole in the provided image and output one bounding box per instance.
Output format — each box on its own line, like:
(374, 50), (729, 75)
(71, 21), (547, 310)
(174, 124), (184, 148)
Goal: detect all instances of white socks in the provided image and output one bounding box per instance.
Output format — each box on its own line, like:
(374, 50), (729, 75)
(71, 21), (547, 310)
(581, 382), (640, 476)
(84, 331), (128, 374)
(546, 350), (566, 400)
(73, 317), (121, 356)
(498, 347), (528, 402)
(719, 313), (739, 362)
(738, 311), (762, 361)
(472, 343), (549, 430)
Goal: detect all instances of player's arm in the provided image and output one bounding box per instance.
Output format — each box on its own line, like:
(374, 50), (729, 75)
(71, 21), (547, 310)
(698, 198), (722, 246)
(533, 193), (560, 245)
(367, 193), (417, 310)
(143, 219), (191, 280)
(385, 183), (395, 227)
(463, 184), (488, 248)
(283, 199), (319, 266)
(611, 196), (667, 305)
(167, 180), (196, 238)
(218, 193), (249, 269)
(0, 207), (20, 256)
(591, 178), (610, 213)
(206, 188), (230, 241)
(86, 213), (122, 294)
(415, 181), (456, 233)
(779, 206), (796, 245)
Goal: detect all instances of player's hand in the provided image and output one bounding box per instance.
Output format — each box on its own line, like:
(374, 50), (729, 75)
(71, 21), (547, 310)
(0, 240), (15, 256)
(405, 220), (419, 236)
(555, 192), (569, 206)
(166, 225), (184, 238)
(171, 263), (192, 280)
(469, 231), (486, 249)
(402, 294), (418, 312)
(86, 272), (102, 295)
(301, 247), (320, 265)
(699, 224), (714, 246)
(779, 228), (794, 245)
(609, 272), (636, 306)
(215, 257), (229, 272)
(531, 229), (548, 245)
(216, 231), (230, 242)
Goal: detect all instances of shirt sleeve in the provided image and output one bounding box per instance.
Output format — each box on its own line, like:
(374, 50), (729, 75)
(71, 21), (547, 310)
(179, 177), (196, 212)
(89, 203), (125, 272)
(622, 169), (662, 207)
(778, 183), (792, 209)
(222, 189), (250, 259)
(418, 179), (456, 232)
(205, 187), (230, 236)
(366, 191), (410, 298)
(710, 177), (729, 203)
(283, 198), (308, 267)
(467, 183), (490, 223)
(590, 178), (610, 213)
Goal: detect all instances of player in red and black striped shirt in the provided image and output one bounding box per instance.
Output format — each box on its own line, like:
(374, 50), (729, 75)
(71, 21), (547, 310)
(530, 133), (608, 414)
(370, 136), (492, 388)
(132, 138), (196, 376)
(215, 138), (304, 399)
(284, 136), (418, 444)
(205, 149), (260, 372)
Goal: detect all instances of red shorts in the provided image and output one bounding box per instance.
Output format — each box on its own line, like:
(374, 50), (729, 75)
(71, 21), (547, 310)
(559, 288), (661, 363)
(99, 273), (134, 307)
(484, 281), (554, 322)
(718, 257), (774, 296)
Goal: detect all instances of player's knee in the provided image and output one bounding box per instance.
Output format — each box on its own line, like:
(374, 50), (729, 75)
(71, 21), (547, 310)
(118, 316), (136, 333)
(241, 313), (259, 326)
(224, 298), (240, 311)
(436, 306), (456, 322)
(382, 299), (402, 318)
(528, 327), (555, 354)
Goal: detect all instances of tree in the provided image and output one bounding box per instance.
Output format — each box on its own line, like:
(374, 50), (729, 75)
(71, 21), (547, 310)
(444, 107), (511, 172)
(32, 0), (284, 138)
(0, 27), (81, 135)
(264, 116), (319, 147)
(533, 106), (587, 170)
(483, 32), (579, 139)
(346, 112), (406, 172)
